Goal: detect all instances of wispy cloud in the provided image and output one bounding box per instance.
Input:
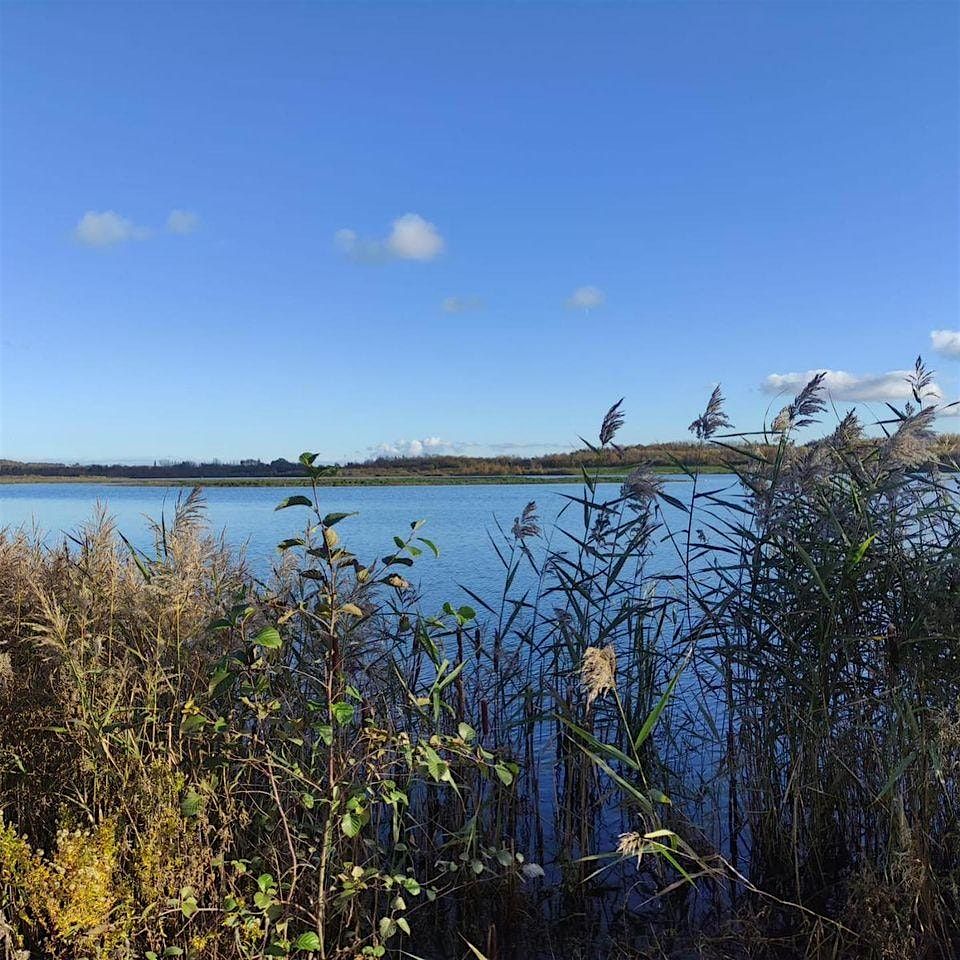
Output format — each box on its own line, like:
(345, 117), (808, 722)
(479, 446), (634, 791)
(75, 209), (199, 247)
(166, 209), (200, 234)
(566, 285), (605, 309)
(762, 368), (943, 403)
(442, 296), (484, 314)
(74, 210), (151, 247)
(931, 330), (960, 358)
(335, 213), (445, 263)
(367, 437), (571, 460)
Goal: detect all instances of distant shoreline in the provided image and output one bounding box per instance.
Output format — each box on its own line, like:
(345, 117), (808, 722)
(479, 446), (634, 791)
(0, 466), (733, 488)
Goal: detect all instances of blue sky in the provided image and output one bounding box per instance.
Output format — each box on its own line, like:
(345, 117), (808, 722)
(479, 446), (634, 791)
(1, 1), (957, 463)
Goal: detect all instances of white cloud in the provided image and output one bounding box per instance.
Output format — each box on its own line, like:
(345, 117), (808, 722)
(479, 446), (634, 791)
(335, 213), (445, 263)
(366, 437), (573, 461)
(442, 296), (483, 314)
(762, 368), (943, 403)
(386, 213), (444, 260)
(566, 285), (605, 309)
(931, 330), (960, 358)
(74, 210), (150, 247)
(166, 209), (200, 234)
(371, 437), (458, 459)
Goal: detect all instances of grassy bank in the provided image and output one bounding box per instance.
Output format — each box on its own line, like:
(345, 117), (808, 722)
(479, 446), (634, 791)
(0, 466), (732, 487)
(2, 367), (958, 959)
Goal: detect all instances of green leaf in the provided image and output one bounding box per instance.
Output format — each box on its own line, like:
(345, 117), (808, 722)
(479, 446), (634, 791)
(299, 452), (319, 466)
(323, 511), (358, 527)
(180, 713), (206, 735)
(422, 745), (451, 783)
(275, 495), (313, 511)
(416, 537), (440, 557)
(331, 701), (355, 725)
(378, 917), (397, 941)
(849, 534), (877, 567)
(341, 807), (368, 838)
(254, 626), (282, 650)
(180, 789), (202, 818)
(294, 932), (322, 952)
(277, 538), (306, 551)
(494, 762), (514, 786)
(633, 657), (686, 752)
(396, 917), (410, 936)
(399, 876), (420, 895)
(208, 665), (233, 697)
(457, 722), (476, 742)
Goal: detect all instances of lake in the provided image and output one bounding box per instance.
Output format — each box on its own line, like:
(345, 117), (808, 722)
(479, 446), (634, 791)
(0, 479), (707, 610)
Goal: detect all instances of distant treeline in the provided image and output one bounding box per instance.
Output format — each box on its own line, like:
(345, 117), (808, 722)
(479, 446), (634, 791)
(3, 435), (958, 479)
(0, 457), (311, 480)
(1, 443), (741, 480)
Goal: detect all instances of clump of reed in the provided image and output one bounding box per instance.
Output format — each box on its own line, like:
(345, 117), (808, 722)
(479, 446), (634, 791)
(1, 362), (959, 959)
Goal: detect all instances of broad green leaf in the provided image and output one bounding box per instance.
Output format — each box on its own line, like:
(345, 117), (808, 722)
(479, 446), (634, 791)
(254, 626), (282, 650)
(277, 538), (306, 551)
(341, 807), (368, 838)
(417, 537), (439, 557)
(294, 932), (321, 952)
(331, 701), (355, 725)
(275, 495), (313, 511)
(323, 511), (358, 526)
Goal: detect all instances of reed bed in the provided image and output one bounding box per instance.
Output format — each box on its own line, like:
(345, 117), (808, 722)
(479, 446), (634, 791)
(1, 363), (958, 959)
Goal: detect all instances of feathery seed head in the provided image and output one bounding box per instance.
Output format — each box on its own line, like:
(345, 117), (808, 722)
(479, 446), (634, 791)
(688, 385), (732, 440)
(581, 645), (617, 708)
(621, 464), (662, 505)
(617, 831), (646, 863)
(599, 399), (625, 449)
(882, 406), (937, 469)
(512, 501), (541, 541)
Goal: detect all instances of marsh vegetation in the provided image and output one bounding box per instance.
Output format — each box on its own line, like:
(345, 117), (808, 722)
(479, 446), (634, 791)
(2, 362), (959, 959)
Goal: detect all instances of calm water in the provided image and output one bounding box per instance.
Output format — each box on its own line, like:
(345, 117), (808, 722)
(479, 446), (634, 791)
(0, 480), (706, 609)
